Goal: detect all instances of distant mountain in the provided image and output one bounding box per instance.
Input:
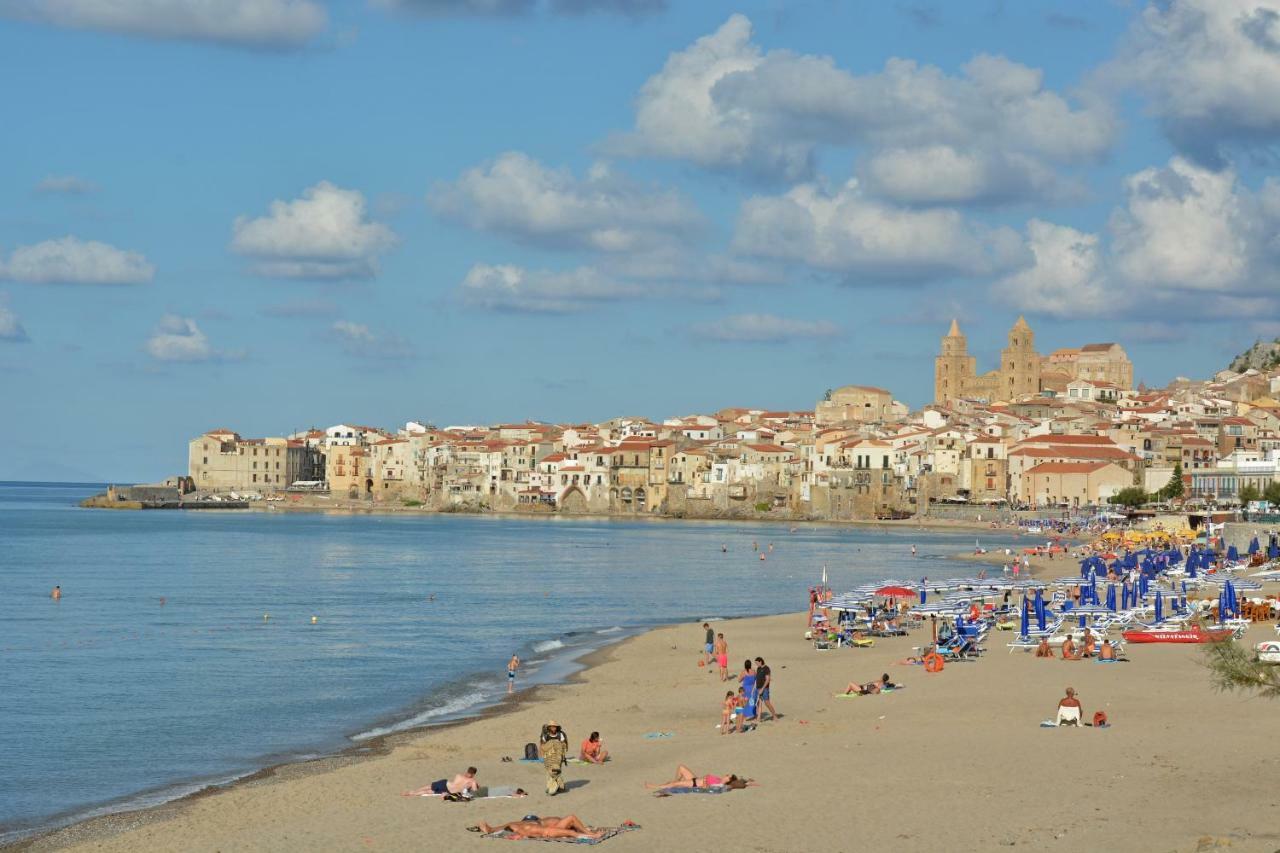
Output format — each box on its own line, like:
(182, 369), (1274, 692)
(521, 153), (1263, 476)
(1229, 338), (1280, 373)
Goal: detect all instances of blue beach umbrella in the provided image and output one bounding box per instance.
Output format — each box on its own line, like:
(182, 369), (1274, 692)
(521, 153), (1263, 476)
(1248, 537), (1260, 555)
(1021, 597), (1030, 636)
(1106, 584), (1117, 611)
(1188, 552), (1198, 578)
(919, 587), (927, 605)
(1034, 588), (1046, 632)
(1228, 545), (1240, 563)
(1139, 573), (1150, 599)
(1270, 541), (1280, 560)
(1155, 590), (1164, 623)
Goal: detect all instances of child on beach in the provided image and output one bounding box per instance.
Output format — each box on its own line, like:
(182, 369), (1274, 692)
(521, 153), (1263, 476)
(720, 691), (736, 734)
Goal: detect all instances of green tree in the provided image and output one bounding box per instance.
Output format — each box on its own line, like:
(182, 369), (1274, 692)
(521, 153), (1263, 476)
(1161, 462), (1184, 500)
(1109, 487), (1149, 508)
(1239, 483), (1263, 505)
(1204, 637), (1280, 701)
(1264, 480), (1280, 507)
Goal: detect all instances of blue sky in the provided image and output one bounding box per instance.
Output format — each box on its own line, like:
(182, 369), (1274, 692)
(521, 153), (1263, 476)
(2, 0), (1280, 482)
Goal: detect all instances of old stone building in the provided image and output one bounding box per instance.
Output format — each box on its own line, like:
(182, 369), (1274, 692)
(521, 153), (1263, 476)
(815, 385), (895, 426)
(934, 317), (1041, 405)
(1044, 343), (1134, 390)
(188, 429), (322, 493)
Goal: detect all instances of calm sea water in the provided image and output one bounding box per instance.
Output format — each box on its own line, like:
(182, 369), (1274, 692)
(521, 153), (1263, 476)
(0, 481), (1017, 840)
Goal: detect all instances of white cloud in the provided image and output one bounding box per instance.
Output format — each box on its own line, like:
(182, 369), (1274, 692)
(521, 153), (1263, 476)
(610, 14), (1114, 200)
(231, 182), (397, 280)
(330, 319), (411, 359)
(692, 313), (838, 343)
(430, 152), (703, 253)
(733, 179), (1025, 281)
(34, 175), (98, 195)
(146, 315), (218, 362)
(0, 293), (28, 342)
(0, 0), (327, 48)
(2, 236), (154, 284)
(371, 0), (664, 16)
(860, 146), (1073, 206)
(1110, 157), (1255, 292)
(991, 158), (1280, 320)
(992, 220), (1109, 318)
(460, 263), (648, 313)
(1116, 0), (1280, 162)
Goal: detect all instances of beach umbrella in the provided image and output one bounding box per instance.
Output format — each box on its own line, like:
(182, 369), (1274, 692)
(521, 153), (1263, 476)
(1248, 537), (1260, 555)
(1228, 545), (1240, 563)
(1021, 597), (1030, 636)
(1106, 584), (1117, 611)
(1270, 541), (1280, 560)
(1155, 590), (1164, 623)
(1034, 588), (1046, 632)
(1188, 552), (1199, 578)
(875, 585), (915, 598)
(1139, 573), (1150, 599)
(918, 586), (927, 605)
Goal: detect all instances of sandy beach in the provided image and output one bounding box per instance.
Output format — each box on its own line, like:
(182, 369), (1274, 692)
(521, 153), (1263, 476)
(19, 603), (1280, 853)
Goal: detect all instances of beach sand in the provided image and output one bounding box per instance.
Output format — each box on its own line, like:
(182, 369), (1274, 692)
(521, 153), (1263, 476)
(21, 608), (1280, 853)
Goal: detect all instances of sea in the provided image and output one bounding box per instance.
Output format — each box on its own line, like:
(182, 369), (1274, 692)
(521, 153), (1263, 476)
(0, 481), (1019, 842)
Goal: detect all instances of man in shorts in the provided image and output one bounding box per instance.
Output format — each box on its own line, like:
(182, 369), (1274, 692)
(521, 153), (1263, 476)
(507, 653), (520, 694)
(702, 622), (714, 666)
(754, 656), (779, 721)
(426, 767), (478, 796)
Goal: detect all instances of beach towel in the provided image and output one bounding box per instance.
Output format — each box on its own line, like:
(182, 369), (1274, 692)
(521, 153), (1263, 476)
(653, 785), (729, 797)
(642, 732), (674, 739)
(566, 757), (611, 765)
(481, 824), (640, 844)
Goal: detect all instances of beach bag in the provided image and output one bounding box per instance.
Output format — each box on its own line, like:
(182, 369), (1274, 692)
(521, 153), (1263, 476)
(523, 742), (538, 761)
(1092, 711), (1108, 727)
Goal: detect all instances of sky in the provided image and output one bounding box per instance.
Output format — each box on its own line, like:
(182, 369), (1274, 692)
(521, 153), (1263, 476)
(2, 0), (1280, 482)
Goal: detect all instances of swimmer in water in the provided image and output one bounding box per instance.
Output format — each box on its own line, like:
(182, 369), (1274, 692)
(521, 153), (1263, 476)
(51, 585), (61, 600)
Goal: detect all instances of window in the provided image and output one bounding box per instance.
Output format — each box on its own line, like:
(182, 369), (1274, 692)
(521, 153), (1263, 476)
(252, 474), (258, 483)
(203, 457), (208, 464)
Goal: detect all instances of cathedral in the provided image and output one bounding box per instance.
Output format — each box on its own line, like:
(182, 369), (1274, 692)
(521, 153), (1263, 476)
(933, 318), (1134, 405)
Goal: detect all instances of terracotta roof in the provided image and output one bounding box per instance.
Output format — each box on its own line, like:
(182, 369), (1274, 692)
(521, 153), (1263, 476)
(1026, 461), (1114, 475)
(1011, 446), (1139, 461)
(744, 443), (790, 453)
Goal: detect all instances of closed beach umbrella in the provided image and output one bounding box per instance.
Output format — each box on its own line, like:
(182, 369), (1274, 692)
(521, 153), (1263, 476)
(1248, 537), (1260, 555)
(1034, 588), (1046, 632)
(1106, 584), (1117, 611)
(1228, 545), (1240, 563)
(1021, 597), (1030, 636)
(1188, 552), (1199, 578)
(919, 586), (927, 605)
(1270, 541), (1280, 560)
(1155, 590), (1164, 623)
(1139, 573), (1149, 599)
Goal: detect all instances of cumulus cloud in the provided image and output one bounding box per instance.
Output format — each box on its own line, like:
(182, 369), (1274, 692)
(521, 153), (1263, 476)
(1115, 0), (1280, 163)
(860, 146), (1075, 206)
(145, 315), (226, 362)
(231, 182), (397, 280)
(992, 157), (1280, 319)
(459, 263), (647, 313)
(0, 293), (28, 342)
(34, 175), (98, 195)
(1, 236), (154, 284)
(430, 152), (703, 253)
(733, 179), (1025, 282)
(992, 220), (1109, 318)
(330, 319), (411, 359)
(692, 313), (838, 343)
(0, 0), (327, 48)
(371, 0), (663, 16)
(609, 14), (1114, 200)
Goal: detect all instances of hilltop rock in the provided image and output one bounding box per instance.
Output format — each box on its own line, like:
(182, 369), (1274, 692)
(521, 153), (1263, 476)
(1228, 338), (1280, 373)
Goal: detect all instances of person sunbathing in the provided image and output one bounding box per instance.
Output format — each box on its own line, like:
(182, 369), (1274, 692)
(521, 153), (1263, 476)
(1034, 637), (1053, 658)
(1061, 636), (1081, 660)
(1099, 640), (1116, 661)
(471, 815), (603, 840)
(845, 673), (896, 695)
(1055, 687), (1082, 726)
(644, 765), (751, 790)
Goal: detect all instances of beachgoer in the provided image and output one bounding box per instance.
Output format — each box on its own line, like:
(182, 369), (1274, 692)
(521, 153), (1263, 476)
(1081, 631), (1096, 658)
(540, 721), (569, 795)
(1061, 636), (1081, 661)
(51, 585), (61, 600)
(1056, 687), (1082, 726)
(416, 767), (478, 796)
(911, 544), (917, 556)
(579, 731), (608, 764)
(702, 623), (714, 666)
(507, 654), (520, 694)
(644, 765), (752, 790)
(715, 633), (729, 681)
(1099, 640), (1116, 661)
(845, 673), (895, 695)
(1035, 637), (1053, 658)
(754, 657), (778, 721)
(471, 816), (603, 841)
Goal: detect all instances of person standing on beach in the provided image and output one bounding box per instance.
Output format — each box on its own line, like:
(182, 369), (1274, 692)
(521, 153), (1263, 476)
(754, 657), (778, 721)
(714, 633), (729, 681)
(507, 653), (520, 694)
(702, 623), (714, 667)
(541, 720), (568, 796)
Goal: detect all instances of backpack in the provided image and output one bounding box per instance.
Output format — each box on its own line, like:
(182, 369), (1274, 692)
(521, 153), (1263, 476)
(524, 742), (538, 761)
(1092, 711), (1108, 727)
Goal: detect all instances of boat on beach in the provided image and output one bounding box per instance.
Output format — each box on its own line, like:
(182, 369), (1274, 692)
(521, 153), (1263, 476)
(1121, 625), (1234, 644)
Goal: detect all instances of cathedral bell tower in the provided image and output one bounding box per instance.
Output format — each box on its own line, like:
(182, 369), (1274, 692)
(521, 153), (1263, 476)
(1000, 315), (1041, 399)
(934, 319), (976, 405)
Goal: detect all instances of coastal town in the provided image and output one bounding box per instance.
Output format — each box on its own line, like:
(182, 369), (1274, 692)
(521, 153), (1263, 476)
(112, 318), (1280, 520)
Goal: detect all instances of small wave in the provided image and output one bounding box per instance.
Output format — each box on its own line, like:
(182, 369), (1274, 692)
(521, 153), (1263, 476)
(596, 626), (623, 635)
(532, 639), (565, 653)
(351, 690), (490, 741)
